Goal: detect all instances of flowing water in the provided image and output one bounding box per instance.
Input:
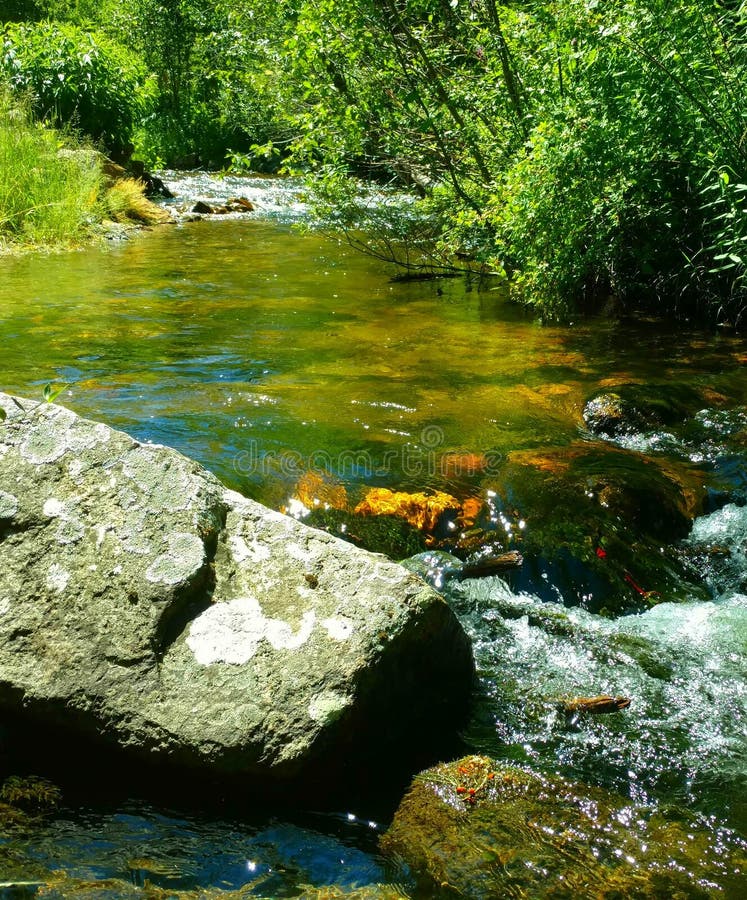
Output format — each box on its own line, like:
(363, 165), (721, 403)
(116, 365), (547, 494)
(1, 174), (746, 896)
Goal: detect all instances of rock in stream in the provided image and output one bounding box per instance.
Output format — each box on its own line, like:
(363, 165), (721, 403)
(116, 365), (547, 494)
(381, 755), (747, 898)
(0, 393), (474, 795)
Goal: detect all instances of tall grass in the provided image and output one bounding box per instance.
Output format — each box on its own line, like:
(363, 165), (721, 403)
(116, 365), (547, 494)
(0, 86), (102, 249)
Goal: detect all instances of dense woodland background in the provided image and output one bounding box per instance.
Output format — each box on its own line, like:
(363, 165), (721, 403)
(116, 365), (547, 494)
(2, 1), (747, 324)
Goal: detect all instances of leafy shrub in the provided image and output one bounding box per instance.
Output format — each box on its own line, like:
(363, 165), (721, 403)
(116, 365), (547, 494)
(490, 0), (747, 321)
(285, 0), (747, 323)
(0, 21), (152, 155)
(1, 1), (43, 22)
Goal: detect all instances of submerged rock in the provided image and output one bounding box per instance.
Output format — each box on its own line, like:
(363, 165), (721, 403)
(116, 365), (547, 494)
(354, 488), (461, 534)
(583, 382), (707, 438)
(582, 390), (631, 436)
(305, 507), (428, 560)
(381, 756), (746, 899)
(0, 393), (474, 794)
(493, 441), (708, 612)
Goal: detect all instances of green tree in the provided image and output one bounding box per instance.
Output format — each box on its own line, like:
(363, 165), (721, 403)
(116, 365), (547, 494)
(1, 1), (43, 22)
(278, 0), (747, 322)
(1, 20), (150, 155)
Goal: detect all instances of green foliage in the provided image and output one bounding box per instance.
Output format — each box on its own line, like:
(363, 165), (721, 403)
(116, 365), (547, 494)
(280, 0), (747, 323)
(0, 86), (102, 247)
(42, 381), (69, 403)
(36, 1), (119, 26)
(0, 21), (150, 154)
(695, 167), (747, 315)
(0, 384), (71, 429)
(0, 775), (61, 813)
(4, 0), (747, 321)
(481, 0), (747, 319)
(97, 0), (294, 168)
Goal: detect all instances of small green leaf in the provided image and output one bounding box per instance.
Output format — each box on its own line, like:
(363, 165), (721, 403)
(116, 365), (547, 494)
(43, 382), (68, 403)
(0, 408), (6, 422)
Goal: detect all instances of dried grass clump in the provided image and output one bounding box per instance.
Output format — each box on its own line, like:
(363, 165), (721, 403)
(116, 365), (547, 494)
(104, 177), (171, 225)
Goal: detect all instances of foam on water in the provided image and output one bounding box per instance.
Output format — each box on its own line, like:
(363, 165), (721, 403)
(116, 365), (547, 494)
(442, 565), (747, 828)
(157, 171), (310, 222)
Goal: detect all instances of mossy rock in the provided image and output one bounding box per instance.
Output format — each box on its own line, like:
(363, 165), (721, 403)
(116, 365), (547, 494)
(381, 756), (747, 899)
(568, 444), (702, 540)
(583, 391), (631, 436)
(583, 382), (706, 437)
(305, 507), (427, 560)
(489, 443), (708, 612)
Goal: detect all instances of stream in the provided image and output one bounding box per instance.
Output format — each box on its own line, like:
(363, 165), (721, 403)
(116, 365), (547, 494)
(0, 173), (746, 896)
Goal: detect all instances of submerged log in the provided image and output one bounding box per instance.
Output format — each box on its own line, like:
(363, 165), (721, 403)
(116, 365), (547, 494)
(559, 695), (631, 716)
(446, 550), (524, 581)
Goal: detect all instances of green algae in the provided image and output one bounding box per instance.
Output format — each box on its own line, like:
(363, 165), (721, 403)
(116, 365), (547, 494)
(305, 508), (427, 560)
(381, 756), (747, 899)
(487, 442), (710, 613)
(297, 886), (410, 900)
(0, 776), (61, 815)
(0, 872), (409, 899)
(0, 776), (65, 893)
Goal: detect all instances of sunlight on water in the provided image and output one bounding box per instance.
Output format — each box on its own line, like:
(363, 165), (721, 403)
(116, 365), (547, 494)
(3, 209), (747, 517)
(690, 503), (747, 596)
(158, 171), (311, 221)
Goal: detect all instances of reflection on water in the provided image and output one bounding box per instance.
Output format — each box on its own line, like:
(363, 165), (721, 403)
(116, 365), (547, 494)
(2, 188), (747, 896)
(3, 217), (747, 516)
(1, 802), (388, 896)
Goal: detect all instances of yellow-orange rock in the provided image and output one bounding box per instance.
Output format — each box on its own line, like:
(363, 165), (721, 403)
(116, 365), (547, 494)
(457, 496), (483, 527)
(354, 488), (460, 532)
(294, 471), (348, 511)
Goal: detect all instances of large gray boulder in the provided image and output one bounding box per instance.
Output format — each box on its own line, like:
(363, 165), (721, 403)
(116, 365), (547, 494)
(0, 394), (473, 791)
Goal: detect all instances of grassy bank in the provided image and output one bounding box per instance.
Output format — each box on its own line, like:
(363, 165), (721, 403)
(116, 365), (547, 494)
(0, 88), (167, 253)
(0, 89), (103, 250)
